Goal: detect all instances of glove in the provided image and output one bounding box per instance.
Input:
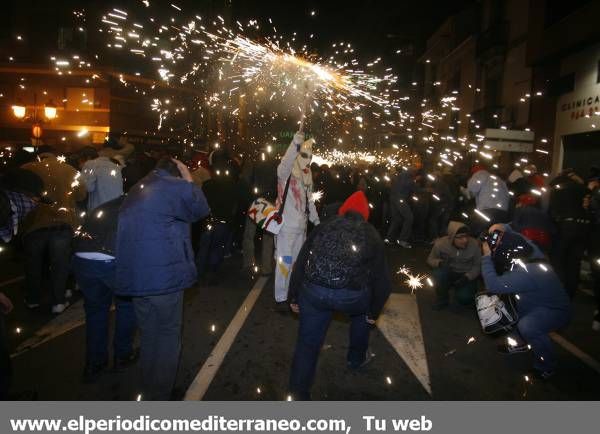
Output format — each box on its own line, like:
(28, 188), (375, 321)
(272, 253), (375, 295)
(292, 131), (305, 148)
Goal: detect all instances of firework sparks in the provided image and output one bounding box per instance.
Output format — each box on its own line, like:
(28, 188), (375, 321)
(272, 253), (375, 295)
(397, 265), (429, 294)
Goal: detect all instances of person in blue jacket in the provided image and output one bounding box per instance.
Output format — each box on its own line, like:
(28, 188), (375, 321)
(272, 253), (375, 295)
(481, 224), (571, 380)
(116, 157), (210, 400)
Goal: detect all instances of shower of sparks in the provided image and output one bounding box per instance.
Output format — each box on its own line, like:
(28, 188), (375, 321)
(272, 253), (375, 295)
(94, 4), (421, 158)
(397, 265), (429, 294)
(310, 190), (324, 203)
(13, 0), (557, 216)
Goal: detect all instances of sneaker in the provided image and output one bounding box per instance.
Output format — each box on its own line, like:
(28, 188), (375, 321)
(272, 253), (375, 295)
(383, 238), (393, 245)
(592, 311), (600, 332)
(82, 362), (108, 384)
(51, 302), (70, 314)
(398, 241), (412, 249)
(65, 289), (73, 299)
(348, 349), (375, 370)
(497, 343), (530, 354)
(114, 350), (140, 372)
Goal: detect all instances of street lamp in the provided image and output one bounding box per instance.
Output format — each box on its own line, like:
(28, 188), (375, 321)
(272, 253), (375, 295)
(12, 104), (26, 119)
(44, 101), (57, 120)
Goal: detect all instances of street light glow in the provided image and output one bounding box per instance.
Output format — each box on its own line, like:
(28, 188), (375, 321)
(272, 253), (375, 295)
(12, 104), (26, 119)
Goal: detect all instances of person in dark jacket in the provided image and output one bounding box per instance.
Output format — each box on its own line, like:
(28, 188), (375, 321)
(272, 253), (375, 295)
(115, 157), (210, 400)
(548, 170), (590, 297)
(427, 173), (453, 241)
(288, 191), (391, 400)
(241, 156), (277, 276)
(196, 161), (243, 283)
(481, 224), (571, 379)
(0, 291), (13, 399)
(585, 177), (600, 331)
(385, 168), (415, 248)
(73, 196), (137, 383)
(511, 194), (555, 252)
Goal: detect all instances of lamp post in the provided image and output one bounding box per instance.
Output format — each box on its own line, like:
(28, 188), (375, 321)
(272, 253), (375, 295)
(10, 93), (58, 145)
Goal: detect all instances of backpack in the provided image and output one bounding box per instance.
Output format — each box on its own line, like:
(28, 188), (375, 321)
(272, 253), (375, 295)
(476, 292), (519, 334)
(304, 216), (369, 289)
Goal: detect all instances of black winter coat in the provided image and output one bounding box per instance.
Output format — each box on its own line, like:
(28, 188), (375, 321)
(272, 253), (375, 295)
(288, 212), (391, 319)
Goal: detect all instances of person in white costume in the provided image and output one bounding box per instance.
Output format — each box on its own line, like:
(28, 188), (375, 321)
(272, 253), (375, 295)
(274, 131), (320, 307)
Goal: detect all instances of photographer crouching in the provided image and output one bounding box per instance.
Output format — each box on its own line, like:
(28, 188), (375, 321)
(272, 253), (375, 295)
(481, 224), (571, 380)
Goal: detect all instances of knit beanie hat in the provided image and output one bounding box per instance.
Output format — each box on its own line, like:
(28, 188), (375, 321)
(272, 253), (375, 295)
(338, 191), (370, 221)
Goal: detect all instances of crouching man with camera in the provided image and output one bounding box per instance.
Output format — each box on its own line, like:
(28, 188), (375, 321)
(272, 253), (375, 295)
(481, 224), (571, 380)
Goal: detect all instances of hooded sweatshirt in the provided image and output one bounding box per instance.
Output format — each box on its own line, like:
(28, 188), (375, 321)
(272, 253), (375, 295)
(427, 221), (481, 280)
(467, 169), (510, 211)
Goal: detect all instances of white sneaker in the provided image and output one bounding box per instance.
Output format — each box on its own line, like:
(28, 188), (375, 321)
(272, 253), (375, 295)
(65, 289), (73, 299)
(398, 241), (412, 249)
(51, 302), (70, 314)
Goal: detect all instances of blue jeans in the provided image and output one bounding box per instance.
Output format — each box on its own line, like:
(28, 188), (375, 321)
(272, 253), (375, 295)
(517, 307), (571, 372)
(133, 291), (184, 400)
(289, 283), (372, 400)
(195, 222), (231, 275)
(72, 256), (136, 367)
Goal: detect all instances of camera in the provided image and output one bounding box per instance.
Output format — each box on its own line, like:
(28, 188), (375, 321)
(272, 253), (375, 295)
(479, 229), (503, 249)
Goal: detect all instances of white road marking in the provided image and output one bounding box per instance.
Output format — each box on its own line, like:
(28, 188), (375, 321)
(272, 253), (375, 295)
(11, 299), (87, 358)
(0, 275), (24, 288)
(184, 276), (268, 400)
(377, 293), (432, 395)
(550, 332), (600, 375)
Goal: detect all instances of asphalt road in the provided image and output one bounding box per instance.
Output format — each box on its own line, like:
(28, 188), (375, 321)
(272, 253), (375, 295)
(1, 243), (599, 400)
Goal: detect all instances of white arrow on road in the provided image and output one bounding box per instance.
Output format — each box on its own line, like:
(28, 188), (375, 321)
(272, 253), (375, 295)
(377, 293), (432, 395)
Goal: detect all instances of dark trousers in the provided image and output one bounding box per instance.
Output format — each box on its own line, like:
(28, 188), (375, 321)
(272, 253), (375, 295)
(242, 217), (274, 274)
(432, 267), (478, 305)
(133, 291), (184, 400)
(551, 221), (589, 298)
(386, 200), (413, 242)
(72, 256), (136, 367)
(195, 222), (231, 275)
(516, 307), (570, 372)
(23, 226), (72, 305)
(289, 283), (372, 400)
(0, 316), (11, 400)
(590, 228), (600, 311)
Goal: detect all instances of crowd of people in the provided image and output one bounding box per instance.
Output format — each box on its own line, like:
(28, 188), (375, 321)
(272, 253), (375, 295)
(0, 130), (598, 400)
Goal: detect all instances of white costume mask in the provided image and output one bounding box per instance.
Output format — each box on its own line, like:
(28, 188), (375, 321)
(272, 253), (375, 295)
(292, 138), (314, 186)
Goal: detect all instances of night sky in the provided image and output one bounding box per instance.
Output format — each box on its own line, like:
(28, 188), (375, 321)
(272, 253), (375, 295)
(231, 0), (476, 56)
